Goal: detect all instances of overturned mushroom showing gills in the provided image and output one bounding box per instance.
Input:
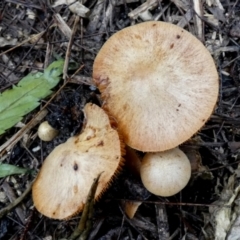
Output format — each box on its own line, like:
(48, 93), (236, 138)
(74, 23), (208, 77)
(32, 103), (124, 219)
(140, 148), (191, 197)
(93, 21), (219, 152)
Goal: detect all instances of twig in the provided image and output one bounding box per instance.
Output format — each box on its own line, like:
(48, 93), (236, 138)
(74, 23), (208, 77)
(44, 42), (53, 69)
(0, 77), (72, 157)
(54, 13), (72, 39)
(69, 75), (95, 86)
(69, 173), (102, 240)
(2, 181), (26, 224)
(5, 0), (43, 10)
(168, 228), (180, 240)
(119, 208), (148, 240)
(0, 109), (48, 158)
(0, 181), (34, 219)
(19, 209), (35, 240)
(63, 15), (80, 80)
(155, 204), (170, 239)
(115, 199), (231, 208)
(128, 0), (160, 20)
(86, 0), (105, 34)
(98, 0), (117, 37)
(0, 30), (47, 58)
(193, 0), (204, 41)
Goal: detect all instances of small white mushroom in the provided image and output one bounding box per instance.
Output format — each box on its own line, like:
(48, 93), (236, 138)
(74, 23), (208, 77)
(140, 148), (191, 197)
(37, 121), (58, 141)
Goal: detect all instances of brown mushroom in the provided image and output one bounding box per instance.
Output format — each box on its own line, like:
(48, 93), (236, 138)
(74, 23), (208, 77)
(32, 103), (125, 219)
(123, 200), (142, 219)
(93, 21), (219, 152)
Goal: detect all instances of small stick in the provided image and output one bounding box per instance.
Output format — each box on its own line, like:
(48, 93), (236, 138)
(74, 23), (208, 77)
(54, 13), (72, 39)
(128, 0), (160, 19)
(0, 109), (48, 157)
(63, 15), (80, 81)
(155, 204), (170, 239)
(0, 77), (72, 157)
(193, 0), (204, 41)
(0, 30), (47, 57)
(115, 199), (231, 208)
(69, 173), (102, 240)
(2, 181), (26, 224)
(0, 181), (34, 219)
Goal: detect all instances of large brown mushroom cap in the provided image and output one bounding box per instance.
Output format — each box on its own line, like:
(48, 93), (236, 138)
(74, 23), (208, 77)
(32, 103), (124, 219)
(93, 21), (219, 152)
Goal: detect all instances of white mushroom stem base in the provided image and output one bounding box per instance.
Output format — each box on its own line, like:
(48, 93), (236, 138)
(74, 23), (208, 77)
(140, 148), (191, 197)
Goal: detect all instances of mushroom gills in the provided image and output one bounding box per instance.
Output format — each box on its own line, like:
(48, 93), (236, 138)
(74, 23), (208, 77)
(32, 103), (125, 219)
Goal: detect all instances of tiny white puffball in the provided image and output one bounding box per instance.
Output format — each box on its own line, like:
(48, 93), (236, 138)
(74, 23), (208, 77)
(38, 121), (58, 141)
(140, 148), (191, 197)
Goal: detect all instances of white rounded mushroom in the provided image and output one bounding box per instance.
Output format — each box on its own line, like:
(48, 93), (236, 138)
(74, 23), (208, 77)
(140, 148), (191, 197)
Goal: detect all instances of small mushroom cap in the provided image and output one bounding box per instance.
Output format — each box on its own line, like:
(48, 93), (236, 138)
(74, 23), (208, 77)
(140, 148), (191, 197)
(32, 103), (124, 219)
(93, 21), (219, 152)
(123, 200), (142, 219)
(38, 121), (58, 141)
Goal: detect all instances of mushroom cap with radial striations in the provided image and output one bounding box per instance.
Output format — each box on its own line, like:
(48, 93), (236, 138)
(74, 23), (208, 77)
(32, 103), (125, 220)
(140, 148), (191, 197)
(93, 21), (219, 152)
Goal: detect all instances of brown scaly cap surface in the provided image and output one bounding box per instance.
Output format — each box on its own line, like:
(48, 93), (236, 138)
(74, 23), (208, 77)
(93, 21), (219, 152)
(32, 103), (125, 220)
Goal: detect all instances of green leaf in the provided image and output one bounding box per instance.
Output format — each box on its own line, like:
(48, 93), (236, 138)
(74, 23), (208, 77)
(0, 163), (32, 178)
(0, 59), (65, 135)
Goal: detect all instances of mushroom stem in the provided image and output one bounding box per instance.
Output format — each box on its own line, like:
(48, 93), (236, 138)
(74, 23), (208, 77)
(37, 121), (58, 141)
(33, 103), (125, 219)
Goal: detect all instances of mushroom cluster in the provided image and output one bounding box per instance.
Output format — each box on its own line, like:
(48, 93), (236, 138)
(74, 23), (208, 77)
(33, 21), (219, 220)
(93, 21), (219, 196)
